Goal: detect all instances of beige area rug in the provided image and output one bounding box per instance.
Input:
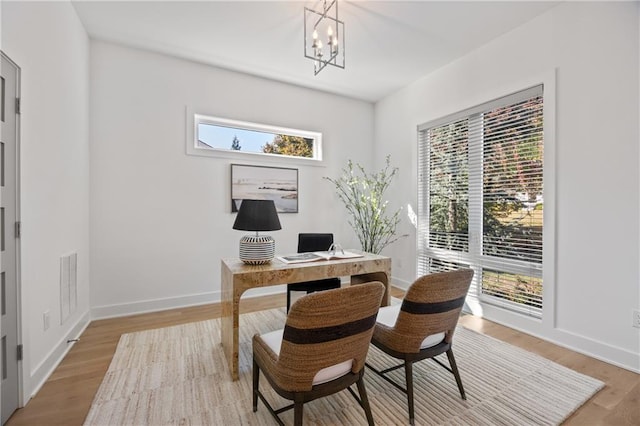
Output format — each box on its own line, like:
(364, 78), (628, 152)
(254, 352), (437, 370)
(84, 308), (603, 425)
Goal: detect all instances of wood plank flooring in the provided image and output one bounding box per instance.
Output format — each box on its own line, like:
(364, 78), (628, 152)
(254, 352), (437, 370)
(6, 289), (639, 425)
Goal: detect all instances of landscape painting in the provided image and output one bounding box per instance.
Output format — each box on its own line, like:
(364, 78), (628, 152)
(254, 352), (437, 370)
(231, 164), (298, 213)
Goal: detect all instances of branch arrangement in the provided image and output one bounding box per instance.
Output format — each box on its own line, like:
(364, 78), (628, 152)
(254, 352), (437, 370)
(324, 155), (406, 254)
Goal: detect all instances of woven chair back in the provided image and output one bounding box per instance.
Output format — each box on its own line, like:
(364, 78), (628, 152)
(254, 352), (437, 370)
(277, 281), (385, 391)
(392, 269), (474, 353)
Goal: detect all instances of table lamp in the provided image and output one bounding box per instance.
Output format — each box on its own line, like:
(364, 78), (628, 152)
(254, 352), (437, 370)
(232, 199), (282, 265)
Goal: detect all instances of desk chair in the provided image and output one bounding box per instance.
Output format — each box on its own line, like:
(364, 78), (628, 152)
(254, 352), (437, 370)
(253, 281), (385, 426)
(366, 269), (474, 425)
(286, 233), (341, 312)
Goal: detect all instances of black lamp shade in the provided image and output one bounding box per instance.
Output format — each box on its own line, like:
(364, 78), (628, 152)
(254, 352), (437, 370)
(233, 199), (282, 232)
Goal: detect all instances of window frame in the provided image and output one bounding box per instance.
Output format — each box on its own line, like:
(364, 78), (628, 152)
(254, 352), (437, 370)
(185, 109), (324, 165)
(417, 83), (550, 319)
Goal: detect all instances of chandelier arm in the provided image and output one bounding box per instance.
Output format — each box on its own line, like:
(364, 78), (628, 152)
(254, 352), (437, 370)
(303, 0), (345, 75)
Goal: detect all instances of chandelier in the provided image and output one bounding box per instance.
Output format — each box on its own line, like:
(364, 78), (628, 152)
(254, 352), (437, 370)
(304, 0), (345, 75)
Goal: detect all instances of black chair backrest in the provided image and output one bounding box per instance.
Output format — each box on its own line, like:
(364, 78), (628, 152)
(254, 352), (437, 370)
(298, 233), (334, 253)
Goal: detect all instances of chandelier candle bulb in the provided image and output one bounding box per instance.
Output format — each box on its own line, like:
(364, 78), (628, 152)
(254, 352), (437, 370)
(304, 0), (345, 74)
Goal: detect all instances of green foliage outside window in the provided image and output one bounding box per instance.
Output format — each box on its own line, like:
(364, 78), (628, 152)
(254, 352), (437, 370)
(262, 135), (313, 158)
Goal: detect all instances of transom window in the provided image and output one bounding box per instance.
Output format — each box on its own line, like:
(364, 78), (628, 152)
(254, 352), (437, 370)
(190, 114), (322, 162)
(418, 85), (544, 318)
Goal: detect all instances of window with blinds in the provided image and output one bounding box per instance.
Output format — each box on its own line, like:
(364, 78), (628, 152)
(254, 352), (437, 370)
(417, 85), (544, 317)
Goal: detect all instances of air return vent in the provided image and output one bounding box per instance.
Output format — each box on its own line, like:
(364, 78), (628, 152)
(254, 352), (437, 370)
(60, 252), (77, 324)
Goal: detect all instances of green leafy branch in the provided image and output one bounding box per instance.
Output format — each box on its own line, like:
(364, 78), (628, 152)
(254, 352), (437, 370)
(324, 155), (406, 254)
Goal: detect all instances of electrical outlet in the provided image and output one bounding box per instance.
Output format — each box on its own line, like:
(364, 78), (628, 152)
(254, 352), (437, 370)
(43, 310), (50, 331)
(633, 310), (640, 329)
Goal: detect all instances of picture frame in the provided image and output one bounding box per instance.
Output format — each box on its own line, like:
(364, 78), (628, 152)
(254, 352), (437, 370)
(231, 164), (298, 213)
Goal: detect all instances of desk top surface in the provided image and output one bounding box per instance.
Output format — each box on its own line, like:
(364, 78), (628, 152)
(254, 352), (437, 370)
(221, 251), (390, 275)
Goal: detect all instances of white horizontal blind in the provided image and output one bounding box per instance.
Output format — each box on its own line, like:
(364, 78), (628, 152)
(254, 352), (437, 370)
(417, 118), (470, 277)
(480, 94), (544, 311)
(418, 85), (544, 317)
(427, 118), (469, 252)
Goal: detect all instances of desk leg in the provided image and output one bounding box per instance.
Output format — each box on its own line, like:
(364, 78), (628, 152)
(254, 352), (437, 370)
(220, 265), (240, 381)
(351, 272), (390, 306)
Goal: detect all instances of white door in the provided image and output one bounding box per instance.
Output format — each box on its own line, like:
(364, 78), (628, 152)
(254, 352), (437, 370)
(1, 52), (21, 425)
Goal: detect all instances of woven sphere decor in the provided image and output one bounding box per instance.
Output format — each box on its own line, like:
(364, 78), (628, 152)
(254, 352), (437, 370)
(239, 234), (276, 265)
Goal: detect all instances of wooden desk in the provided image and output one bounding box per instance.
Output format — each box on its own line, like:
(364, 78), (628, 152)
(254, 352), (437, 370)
(220, 253), (391, 380)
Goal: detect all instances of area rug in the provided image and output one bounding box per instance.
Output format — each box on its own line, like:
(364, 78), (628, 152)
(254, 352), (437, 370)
(84, 308), (603, 425)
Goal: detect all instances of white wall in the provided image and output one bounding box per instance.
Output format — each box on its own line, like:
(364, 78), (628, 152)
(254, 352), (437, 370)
(1, 1), (91, 400)
(2, 1), (636, 405)
(375, 2), (639, 372)
(89, 41), (374, 318)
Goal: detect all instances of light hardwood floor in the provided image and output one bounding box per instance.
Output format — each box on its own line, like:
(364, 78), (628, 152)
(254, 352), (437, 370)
(6, 288), (639, 425)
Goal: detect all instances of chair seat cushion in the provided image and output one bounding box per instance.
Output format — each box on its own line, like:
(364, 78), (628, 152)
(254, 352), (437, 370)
(259, 329), (354, 385)
(376, 304), (446, 349)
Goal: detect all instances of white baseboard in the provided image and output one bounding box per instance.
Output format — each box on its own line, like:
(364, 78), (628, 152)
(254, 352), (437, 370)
(394, 278), (639, 373)
(474, 302), (640, 374)
(549, 327), (640, 374)
(391, 276), (412, 291)
(90, 285), (288, 321)
(28, 310), (91, 399)
(91, 277), (410, 321)
(91, 291), (219, 320)
(27, 287), (291, 400)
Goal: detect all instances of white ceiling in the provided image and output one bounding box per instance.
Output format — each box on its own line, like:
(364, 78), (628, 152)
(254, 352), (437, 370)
(72, 1), (559, 102)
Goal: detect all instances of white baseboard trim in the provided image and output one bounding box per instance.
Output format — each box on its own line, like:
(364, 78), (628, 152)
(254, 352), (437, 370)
(90, 285), (288, 321)
(477, 303), (640, 374)
(91, 291), (219, 320)
(91, 277), (412, 321)
(391, 276), (412, 291)
(28, 310), (91, 399)
(396, 282), (638, 373)
(549, 327), (640, 374)
(91, 276), (417, 321)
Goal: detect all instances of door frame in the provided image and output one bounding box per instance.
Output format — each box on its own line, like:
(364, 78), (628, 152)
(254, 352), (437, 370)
(1, 50), (24, 411)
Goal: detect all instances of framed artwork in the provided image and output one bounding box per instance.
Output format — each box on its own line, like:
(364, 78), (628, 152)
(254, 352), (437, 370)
(231, 164), (298, 213)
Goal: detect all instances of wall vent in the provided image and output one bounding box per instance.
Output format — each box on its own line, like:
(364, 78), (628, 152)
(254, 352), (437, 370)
(60, 252), (77, 324)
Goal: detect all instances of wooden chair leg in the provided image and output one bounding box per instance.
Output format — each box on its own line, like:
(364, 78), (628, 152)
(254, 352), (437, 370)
(293, 396), (304, 426)
(252, 359), (259, 412)
(405, 360), (415, 426)
(446, 349), (466, 400)
(356, 376), (375, 426)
